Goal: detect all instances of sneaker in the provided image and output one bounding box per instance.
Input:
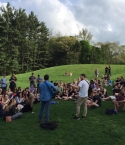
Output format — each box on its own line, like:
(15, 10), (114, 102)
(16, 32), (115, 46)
(82, 116), (86, 119)
(73, 116), (80, 120)
(113, 110), (117, 114)
(95, 104), (99, 107)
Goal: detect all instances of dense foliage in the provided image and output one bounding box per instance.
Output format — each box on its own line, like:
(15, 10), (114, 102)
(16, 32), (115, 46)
(0, 3), (125, 75)
(0, 3), (49, 75)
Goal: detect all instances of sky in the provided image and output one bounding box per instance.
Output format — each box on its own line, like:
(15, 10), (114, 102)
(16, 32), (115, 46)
(0, 0), (125, 44)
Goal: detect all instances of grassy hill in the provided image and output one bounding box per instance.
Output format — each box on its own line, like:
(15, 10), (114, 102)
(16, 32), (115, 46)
(1, 64), (125, 145)
(5, 64), (125, 88)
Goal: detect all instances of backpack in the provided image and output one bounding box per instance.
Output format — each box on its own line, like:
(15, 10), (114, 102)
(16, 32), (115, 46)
(40, 122), (58, 130)
(105, 108), (116, 115)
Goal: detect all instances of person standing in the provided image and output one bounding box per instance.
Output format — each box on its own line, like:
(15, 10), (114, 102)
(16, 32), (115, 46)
(9, 74), (17, 92)
(108, 65), (111, 76)
(1, 74), (7, 94)
(29, 73), (36, 87)
(39, 75), (57, 123)
(36, 75), (43, 93)
(105, 66), (109, 76)
(70, 74), (89, 120)
(95, 68), (99, 81)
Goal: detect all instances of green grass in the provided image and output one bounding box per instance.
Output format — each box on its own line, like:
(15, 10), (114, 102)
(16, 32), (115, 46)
(1, 64), (125, 145)
(5, 64), (125, 88)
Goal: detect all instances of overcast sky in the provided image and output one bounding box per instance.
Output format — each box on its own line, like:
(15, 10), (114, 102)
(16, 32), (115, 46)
(0, 0), (125, 44)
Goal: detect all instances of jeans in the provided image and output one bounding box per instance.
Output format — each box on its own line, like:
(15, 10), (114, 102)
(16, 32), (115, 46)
(37, 84), (39, 93)
(39, 100), (51, 122)
(12, 112), (22, 120)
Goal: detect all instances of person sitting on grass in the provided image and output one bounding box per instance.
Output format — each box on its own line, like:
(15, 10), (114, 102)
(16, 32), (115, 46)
(60, 89), (68, 99)
(17, 87), (22, 93)
(15, 92), (25, 105)
(55, 83), (62, 100)
(62, 86), (75, 100)
(64, 72), (68, 76)
(107, 77), (112, 86)
(29, 85), (35, 93)
(99, 85), (107, 98)
(1, 93), (10, 108)
(33, 89), (40, 104)
(72, 89), (79, 101)
(69, 72), (72, 76)
(4, 98), (22, 121)
(17, 88), (34, 113)
(72, 79), (78, 86)
(87, 89), (101, 107)
(102, 85), (121, 101)
(112, 84), (121, 96)
(113, 92), (125, 113)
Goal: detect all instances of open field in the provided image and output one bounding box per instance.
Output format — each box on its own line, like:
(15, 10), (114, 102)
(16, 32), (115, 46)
(0, 64), (125, 145)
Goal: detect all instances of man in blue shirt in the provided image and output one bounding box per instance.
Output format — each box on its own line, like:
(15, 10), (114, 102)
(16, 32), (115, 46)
(1, 74), (7, 94)
(39, 74), (57, 123)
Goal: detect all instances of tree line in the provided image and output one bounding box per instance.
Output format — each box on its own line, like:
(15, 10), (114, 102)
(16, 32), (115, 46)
(0, 3), (125, 75)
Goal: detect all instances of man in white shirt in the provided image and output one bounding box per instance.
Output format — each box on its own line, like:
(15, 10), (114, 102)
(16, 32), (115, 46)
(70, 74), (89, 120)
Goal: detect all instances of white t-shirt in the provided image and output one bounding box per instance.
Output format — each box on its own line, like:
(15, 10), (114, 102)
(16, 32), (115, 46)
(78, 80), (89, 97)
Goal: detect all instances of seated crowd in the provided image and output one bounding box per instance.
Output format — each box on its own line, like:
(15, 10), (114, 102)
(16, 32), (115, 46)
(0, 73), (125, 122)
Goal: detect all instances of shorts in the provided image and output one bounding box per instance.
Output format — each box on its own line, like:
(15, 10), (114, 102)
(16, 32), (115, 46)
(110, 96), (116, 100)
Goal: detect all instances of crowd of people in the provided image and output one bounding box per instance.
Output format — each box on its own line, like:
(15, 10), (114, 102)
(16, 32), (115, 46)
(0, 66), (125, 122)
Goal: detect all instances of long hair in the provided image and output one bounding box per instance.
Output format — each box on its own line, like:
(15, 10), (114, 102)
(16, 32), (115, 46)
(4, 98), (16, 112)
(25, 93), (34, 107)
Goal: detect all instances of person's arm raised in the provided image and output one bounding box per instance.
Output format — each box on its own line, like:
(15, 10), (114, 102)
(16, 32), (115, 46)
(70, 84), (80, 91)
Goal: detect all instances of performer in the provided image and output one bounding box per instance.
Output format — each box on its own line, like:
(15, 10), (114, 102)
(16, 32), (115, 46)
(39, 75), (57, 123)
(70, 74), (89, 120)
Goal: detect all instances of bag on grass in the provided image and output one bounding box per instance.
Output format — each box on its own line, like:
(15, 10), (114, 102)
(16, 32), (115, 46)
(6, 116), (12, 122)
(105, 108), (114, 115)
(40, 122), (58, 130)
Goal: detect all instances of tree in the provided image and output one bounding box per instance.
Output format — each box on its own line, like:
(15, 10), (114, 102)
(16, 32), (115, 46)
(48, 36), (81, 66)
(0, 3), (50, 74)
(77, 28), (93, 43)
(0, 3), (19, 74)
(96, 42), (123, 64)
(90, 46), (103, 64)
(79, 40), (92, 64)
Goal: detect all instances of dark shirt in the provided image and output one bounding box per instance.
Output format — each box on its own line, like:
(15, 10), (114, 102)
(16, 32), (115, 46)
(105, 67), (109, 74)
(5, 105), (16, 116)
(93, 95), (101, 106)
(9, 78), (16, 86)
(21, 104), (33, 112)
(68, 90), (75, 97)
(29, 76), (36, 83)
(113, 89), (121, 95)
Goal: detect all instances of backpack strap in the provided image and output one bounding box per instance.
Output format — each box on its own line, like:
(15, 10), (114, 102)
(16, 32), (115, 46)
(84, 80), (90, 85)
(44, 81), (53, 97)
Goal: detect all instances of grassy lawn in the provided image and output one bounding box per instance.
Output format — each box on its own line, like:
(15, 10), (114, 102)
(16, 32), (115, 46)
(0, 64), (125, 145)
